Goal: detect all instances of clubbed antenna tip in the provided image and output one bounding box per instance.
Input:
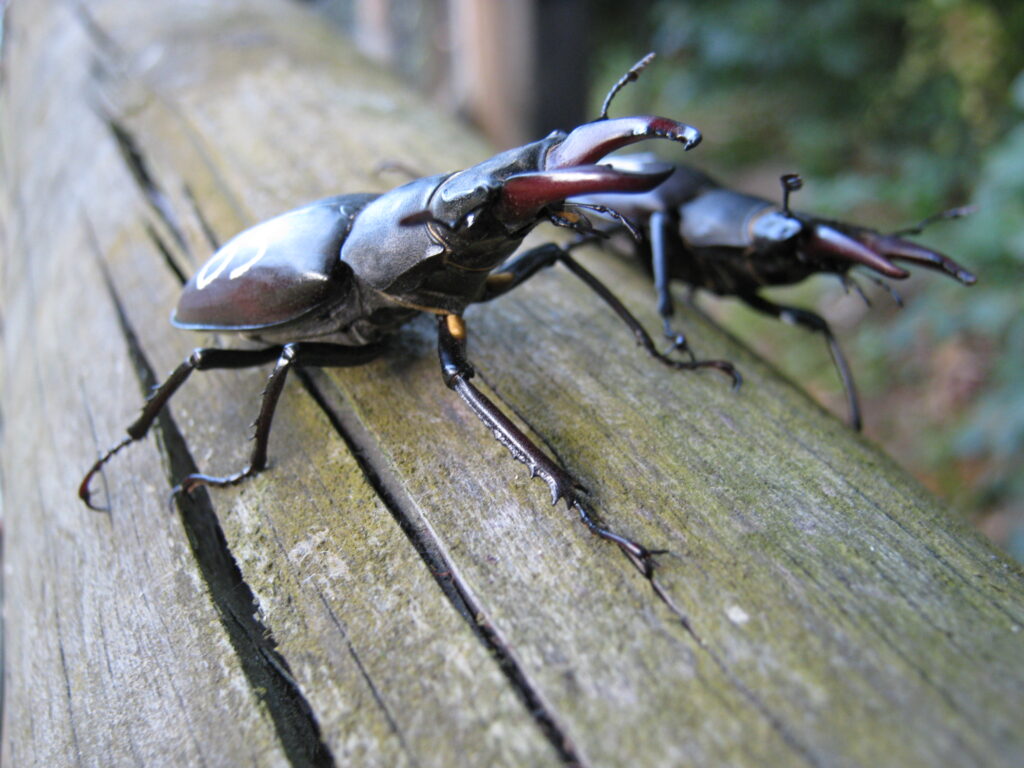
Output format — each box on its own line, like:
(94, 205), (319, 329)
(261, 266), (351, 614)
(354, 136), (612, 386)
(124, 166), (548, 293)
(600, 52), (657, 120)
(780, 173), (803, 216)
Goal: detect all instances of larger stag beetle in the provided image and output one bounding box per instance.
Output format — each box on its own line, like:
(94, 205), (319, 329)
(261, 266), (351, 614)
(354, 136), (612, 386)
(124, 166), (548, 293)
(80, 58), (724, 578)
(574, 156), (976, 430)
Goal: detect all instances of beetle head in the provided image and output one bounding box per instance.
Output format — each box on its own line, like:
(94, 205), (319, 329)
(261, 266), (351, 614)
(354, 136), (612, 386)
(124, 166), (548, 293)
(772, 174), (975, 285)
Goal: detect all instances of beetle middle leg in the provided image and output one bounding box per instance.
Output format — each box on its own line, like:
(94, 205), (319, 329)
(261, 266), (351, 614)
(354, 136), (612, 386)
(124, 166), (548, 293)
(741, 293), (862, 431)
(482, 242), (741, 387)
(437, 314), (659, 578)
(649, 210), (702, 362)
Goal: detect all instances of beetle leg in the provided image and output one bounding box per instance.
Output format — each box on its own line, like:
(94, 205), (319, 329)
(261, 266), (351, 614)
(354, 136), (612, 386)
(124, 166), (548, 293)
(556, 249), (741, 388)
(79, 346), (284, 509)
(479, 242), (563, 300)
(890, 205), (974, 238)
(649, 210), (697, 363)
(437, 314), (659, 578)
(175, 342), (385, 496)
(480, 242), (741, 388)
(80, 343), (384, 508)
(839, 274), (871, 308)
(741, 293), (863, 431)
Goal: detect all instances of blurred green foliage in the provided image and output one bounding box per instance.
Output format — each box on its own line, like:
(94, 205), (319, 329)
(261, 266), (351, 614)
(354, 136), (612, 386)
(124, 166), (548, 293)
(591, 0), (1024, 559)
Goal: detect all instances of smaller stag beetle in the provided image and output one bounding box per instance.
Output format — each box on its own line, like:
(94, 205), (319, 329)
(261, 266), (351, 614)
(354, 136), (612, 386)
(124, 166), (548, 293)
(573, 157), (976, 430)
(80, 56), (719, 579)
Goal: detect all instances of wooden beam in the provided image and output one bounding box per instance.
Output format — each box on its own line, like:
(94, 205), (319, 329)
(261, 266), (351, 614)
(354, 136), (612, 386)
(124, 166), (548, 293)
(2, 0), (1022, 766)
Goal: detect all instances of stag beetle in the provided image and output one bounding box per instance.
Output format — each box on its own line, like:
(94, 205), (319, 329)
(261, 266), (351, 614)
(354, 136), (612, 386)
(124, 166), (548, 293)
(573, 157), (976, 430)
(80, 56), (723, 577)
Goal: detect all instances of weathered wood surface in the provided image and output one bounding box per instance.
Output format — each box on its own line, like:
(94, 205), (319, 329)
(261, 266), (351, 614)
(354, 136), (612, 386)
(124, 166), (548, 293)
(2, 1), (1023, 766)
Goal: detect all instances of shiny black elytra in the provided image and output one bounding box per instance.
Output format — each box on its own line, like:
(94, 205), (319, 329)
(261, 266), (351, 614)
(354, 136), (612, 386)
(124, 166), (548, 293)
(80, 57), (721, 578)
(574, 158), (977, 430)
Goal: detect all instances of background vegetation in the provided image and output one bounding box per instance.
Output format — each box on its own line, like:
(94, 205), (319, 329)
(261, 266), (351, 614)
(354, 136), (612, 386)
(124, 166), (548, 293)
(588, 0), (1024, 560)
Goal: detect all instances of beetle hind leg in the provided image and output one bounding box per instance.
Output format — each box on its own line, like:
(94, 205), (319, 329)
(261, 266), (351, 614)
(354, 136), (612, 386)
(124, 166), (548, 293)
(79, 346), (284, 509)
(437, 314), (660, 579)
(80, 342), (384, 508)
(174, 345), (297, 496)
(176, 342), (385, 496)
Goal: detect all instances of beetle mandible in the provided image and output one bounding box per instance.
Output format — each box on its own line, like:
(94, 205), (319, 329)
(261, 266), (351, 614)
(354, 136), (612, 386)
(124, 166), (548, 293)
(572, 157), (976, 430)
(80, 56), (720, 577)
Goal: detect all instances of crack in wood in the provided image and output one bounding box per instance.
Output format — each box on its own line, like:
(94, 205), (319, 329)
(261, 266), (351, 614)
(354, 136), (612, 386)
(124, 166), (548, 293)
(142, 223), (187, 286)
(297, 366), (588, 768)
(183, 183), (221, 253)
(313, 598), (424, 768)
(52, 601), (85, 767)
(86, 229), (336, 768)
(102, 116), (191, 258)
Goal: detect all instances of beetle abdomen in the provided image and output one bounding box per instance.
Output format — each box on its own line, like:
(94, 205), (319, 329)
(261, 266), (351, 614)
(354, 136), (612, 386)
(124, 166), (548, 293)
(174, 194), (377, 331)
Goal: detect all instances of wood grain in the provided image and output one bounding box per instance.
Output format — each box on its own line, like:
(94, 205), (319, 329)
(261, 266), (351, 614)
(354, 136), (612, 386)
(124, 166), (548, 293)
(2, 1), (1022, 766)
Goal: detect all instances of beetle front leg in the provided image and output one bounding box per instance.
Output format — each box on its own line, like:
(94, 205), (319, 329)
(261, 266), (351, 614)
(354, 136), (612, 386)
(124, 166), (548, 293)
(741, 293), (862, 431)
(479, 242), (564, 301)
(437, 314), (659, 578)
(556, 249), (741, 388)
(482, 243), (741, 388)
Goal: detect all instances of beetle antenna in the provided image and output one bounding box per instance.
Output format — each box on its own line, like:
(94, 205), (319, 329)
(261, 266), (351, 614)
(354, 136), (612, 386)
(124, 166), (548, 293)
(780, 173), (803, 216)
(599, 52), (656, 120)
(548, 208), (603, 239)
(400, 205), (482, 232)
(400, 210), (448, 229)
(890, 205), (976, 237)
(567, 202), (645, 241)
